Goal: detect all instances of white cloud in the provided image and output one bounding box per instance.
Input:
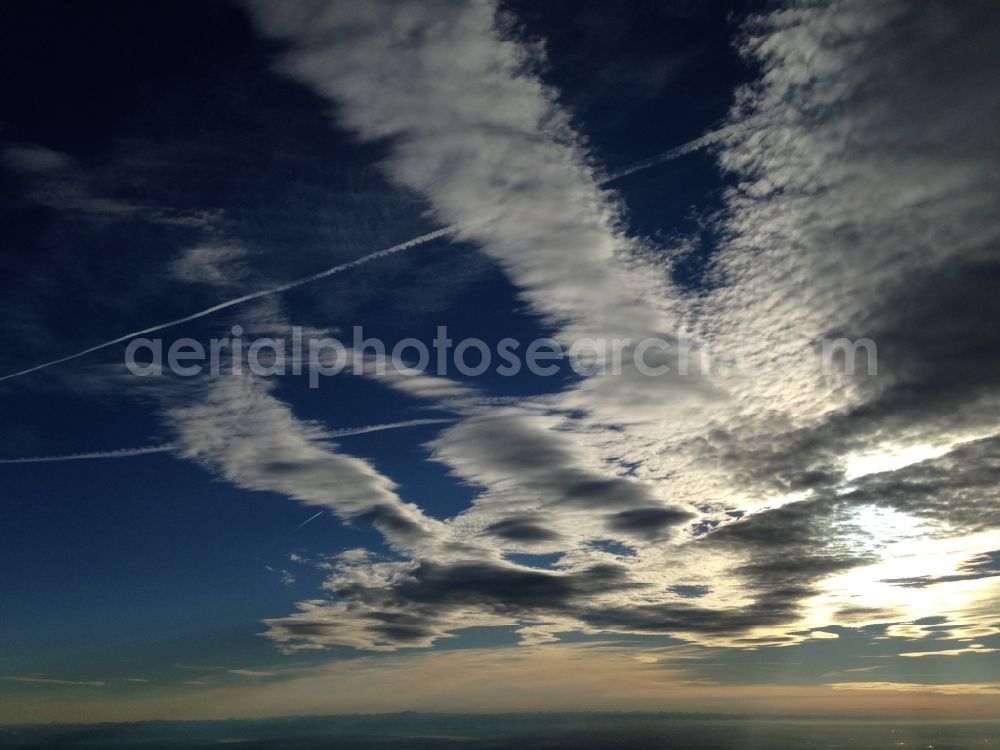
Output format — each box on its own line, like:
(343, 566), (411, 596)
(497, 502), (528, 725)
(233, 0), (1000, 654)
(166, 371), (449, 553)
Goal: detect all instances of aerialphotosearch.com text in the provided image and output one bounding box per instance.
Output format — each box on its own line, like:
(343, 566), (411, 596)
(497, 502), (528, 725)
(124, 325), (878, 387)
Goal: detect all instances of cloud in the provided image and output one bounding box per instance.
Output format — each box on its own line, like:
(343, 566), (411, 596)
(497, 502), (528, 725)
(0, 226), (456, 384)
(606, 507), (694, 540)
(2, 141), (221, 229)
(829, 682), (1000, 696)
(2, 143), (72, 174)
(0, 419), (456, 466)
(244, 0), (693, 351)
(2, 2), (998, 723)
(14, 643), (972, 723)
(692, 0), (1000, 457)
(226, 669), (277, 678)
(883, 550), (1000, 589)
(834, 436), (1000, 533)
(263, 552), (648, 651)
(226, 0), (1000, 655)
(898, 645), (999, 658)
(166, 371), (448, 553)
(485, 516), (563, 543)
(168, 245), (250, 289)
(2, 676), (105, 688)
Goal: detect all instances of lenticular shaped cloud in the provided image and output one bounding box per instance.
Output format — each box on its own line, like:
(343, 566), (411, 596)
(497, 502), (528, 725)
(167, 372), (446, 552)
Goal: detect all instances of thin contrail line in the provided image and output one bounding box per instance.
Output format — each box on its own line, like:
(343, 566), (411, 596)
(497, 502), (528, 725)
(327, 418), (456, 438)
(0, 419), (455, 465)
(266, 509), (327, 547)
(601, 137), (713, 183)
(0, 121), (757, 386)
(602, 118), (759, 183)
(0, 444), (174, 464)
(286, 510), (324, 534)
(0, 226), (459, 384)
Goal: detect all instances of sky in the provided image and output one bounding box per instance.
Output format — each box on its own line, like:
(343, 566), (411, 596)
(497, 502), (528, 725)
(1, 0), (999, 726)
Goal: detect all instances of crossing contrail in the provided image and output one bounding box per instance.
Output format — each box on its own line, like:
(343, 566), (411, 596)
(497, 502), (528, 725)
(0, 419), (456, 466)
(0, 121), (757, 386)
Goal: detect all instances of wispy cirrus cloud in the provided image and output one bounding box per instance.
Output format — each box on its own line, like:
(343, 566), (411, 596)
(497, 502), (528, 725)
(2, 676), (105, 688)
(2, 143), (72, 174)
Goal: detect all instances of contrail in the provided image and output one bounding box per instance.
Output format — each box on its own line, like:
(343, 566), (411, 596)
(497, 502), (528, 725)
(601, 136), (715, 183)
(286, 510), (324, 535)
(0, 120), (757, 386)
(0, 226), (459, 384)
(266, 509), (327, 548)
(0, 419), (455, 465)
(328, 418), (456, 438)
(602, 117), (759, 183)
(0, 444), (173, 464)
